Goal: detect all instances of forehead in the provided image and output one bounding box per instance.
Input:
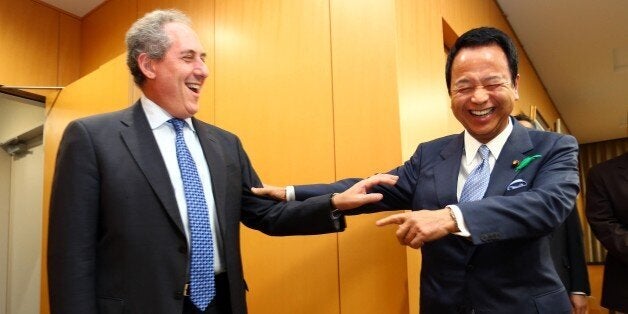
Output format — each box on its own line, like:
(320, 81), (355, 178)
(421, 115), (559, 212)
(164, 22), (205, 53)
(451, 44), (510, 80)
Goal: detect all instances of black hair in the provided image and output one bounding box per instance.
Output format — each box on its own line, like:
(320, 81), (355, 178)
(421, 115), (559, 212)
(445, 27), (518, 93)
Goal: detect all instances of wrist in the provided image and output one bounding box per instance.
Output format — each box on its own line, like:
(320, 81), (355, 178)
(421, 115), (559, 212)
(330, 193), (339, 209)
(330, 193), (342, 219)
(448, 207), (460, 232)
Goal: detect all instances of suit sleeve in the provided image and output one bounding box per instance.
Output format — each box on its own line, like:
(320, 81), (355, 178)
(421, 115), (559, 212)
(586, 164), (628, 264)
(461, 135), (581, 245)
(48, 121), (100, 314)
(564, 209), (591, 294)
(293, 144), (427, 213)
(234, 138), (346, 235)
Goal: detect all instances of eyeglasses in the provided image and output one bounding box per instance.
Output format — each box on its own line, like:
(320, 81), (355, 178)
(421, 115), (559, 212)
(450, 81), (511, 97)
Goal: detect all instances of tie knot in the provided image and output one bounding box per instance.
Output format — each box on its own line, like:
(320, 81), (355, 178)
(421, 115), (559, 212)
(478, 145), (490, 161)
(169, 118), (186, 134)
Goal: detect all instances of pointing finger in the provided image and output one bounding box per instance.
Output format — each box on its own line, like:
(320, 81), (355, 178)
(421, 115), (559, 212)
(376, 213), (407, 226)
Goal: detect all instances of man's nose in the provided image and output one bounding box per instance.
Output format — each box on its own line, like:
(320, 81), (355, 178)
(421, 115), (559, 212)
(470, 86), (489, 104)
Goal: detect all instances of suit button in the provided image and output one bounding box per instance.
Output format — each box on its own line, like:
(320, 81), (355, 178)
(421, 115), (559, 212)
(466, 264), (474, 271)
(179, 246), (187, 254)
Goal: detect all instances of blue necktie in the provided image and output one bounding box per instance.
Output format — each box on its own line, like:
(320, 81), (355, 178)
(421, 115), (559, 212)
(459, 145), (491, 202)
(169, 118), (214, 311)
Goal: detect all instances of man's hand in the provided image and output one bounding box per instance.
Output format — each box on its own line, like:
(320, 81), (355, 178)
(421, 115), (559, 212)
(569, 294), (588, 314)
(331, 174), (399, 210)
(251, 184), (287, 201)
(375, 209), (457, 249)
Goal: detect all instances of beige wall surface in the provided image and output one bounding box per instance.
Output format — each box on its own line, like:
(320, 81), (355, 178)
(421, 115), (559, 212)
(7, 143), (44, 314)
(0, 148), (10, 314)
(0, 94), (45, 144)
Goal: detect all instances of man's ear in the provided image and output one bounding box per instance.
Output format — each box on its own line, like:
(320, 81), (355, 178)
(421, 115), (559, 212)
(138, 53), (156, 79)
(512, 74), (520, 100)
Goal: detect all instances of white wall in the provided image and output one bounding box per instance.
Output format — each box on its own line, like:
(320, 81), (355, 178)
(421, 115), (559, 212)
(0, 145), (11, 314)
(6, 141), (44, 314)
(0, 94), (44, 314)
(0, 93), (44, 144)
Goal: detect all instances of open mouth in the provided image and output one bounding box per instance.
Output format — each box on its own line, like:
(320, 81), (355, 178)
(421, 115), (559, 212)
(470, 108), (494, 117)
(186, 83), (201, 94)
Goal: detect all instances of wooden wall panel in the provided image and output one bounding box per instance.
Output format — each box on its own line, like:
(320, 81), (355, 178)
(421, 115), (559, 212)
(587, 265), (609, 314)
(58, 14), (81, 86)
(441, 0), (492, 37)
(394, 1), (450, 313)
(330, 1), (408, 313)
(40, 55), (135, 314)
(214, 1), (339, 313)
(0, 1), (59, 86)
(80, 0), (137, 76)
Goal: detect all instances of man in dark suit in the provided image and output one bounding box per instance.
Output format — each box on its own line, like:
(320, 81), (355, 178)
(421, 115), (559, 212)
(47, 9), (392, 314)
(254, 27), (580, 313)
(514, 113), (590, 314)
(586, 153), (628, 313)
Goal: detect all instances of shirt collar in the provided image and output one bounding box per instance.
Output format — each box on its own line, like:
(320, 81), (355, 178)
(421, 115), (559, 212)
(140, 95), (195, 132)
(463, 117), (513, 165)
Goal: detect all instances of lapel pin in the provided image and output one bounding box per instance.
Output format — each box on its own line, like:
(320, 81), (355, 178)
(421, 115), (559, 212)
(511, 160), (520, 168)
(515, 154), (542, 172)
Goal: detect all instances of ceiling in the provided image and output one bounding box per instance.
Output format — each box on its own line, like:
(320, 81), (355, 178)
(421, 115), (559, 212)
(497, 0), (627, 143)
(40, 0), (627, 144)
(40, 0), (105, 17)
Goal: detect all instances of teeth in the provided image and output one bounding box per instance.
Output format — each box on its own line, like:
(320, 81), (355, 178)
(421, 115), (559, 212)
(186, 83), (201, 92)
(471, 108), (492, 116)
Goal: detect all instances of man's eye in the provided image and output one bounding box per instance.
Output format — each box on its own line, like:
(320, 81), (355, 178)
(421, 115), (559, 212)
(485, 83), (503, 91)
(456, 87), (473, 94)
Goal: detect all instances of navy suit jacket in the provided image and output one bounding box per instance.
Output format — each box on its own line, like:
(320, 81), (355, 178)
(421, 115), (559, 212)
(48, 102), (345, 314)
(295, 120), (580, 313)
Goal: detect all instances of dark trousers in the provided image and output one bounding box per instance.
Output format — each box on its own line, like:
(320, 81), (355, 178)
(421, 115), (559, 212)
(183, 273), (231, 314)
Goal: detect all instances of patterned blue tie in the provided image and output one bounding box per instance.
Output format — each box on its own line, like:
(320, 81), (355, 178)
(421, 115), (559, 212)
(169, 118), (214, 311)
(459, 145), (491, 202)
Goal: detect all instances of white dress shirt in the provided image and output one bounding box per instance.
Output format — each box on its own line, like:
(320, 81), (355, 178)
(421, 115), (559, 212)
(141, 96), (224, 273)
(449, 118), (513, 236)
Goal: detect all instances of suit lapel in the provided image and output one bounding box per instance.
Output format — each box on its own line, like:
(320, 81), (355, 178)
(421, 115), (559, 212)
(484, 121), (534, 197)
(434, 134), (464, 206)
(193, 119), (228, 238)
(119, 102), (186, 236)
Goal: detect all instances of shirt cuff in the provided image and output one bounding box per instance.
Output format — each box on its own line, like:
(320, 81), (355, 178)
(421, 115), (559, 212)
(447, 205), (471, 237)
(570, 291), (587, 296)
(286, 186), (296, 201)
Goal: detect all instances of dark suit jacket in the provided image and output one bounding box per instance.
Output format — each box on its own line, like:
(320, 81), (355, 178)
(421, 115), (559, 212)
(47, 102), (345, 314)
(586, 152), (628, 312)
(549, 207), (590, 295)
(294, 120), (580, 313)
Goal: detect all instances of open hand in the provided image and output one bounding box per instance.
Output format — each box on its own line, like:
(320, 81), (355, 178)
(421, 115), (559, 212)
(332, 173), (399, 210)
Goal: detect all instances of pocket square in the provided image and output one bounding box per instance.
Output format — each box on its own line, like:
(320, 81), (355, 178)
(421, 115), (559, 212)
(507, 179), (527, 191)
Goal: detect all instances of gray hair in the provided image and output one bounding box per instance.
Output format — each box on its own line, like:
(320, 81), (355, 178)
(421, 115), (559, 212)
(125, 9), (191, 86)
